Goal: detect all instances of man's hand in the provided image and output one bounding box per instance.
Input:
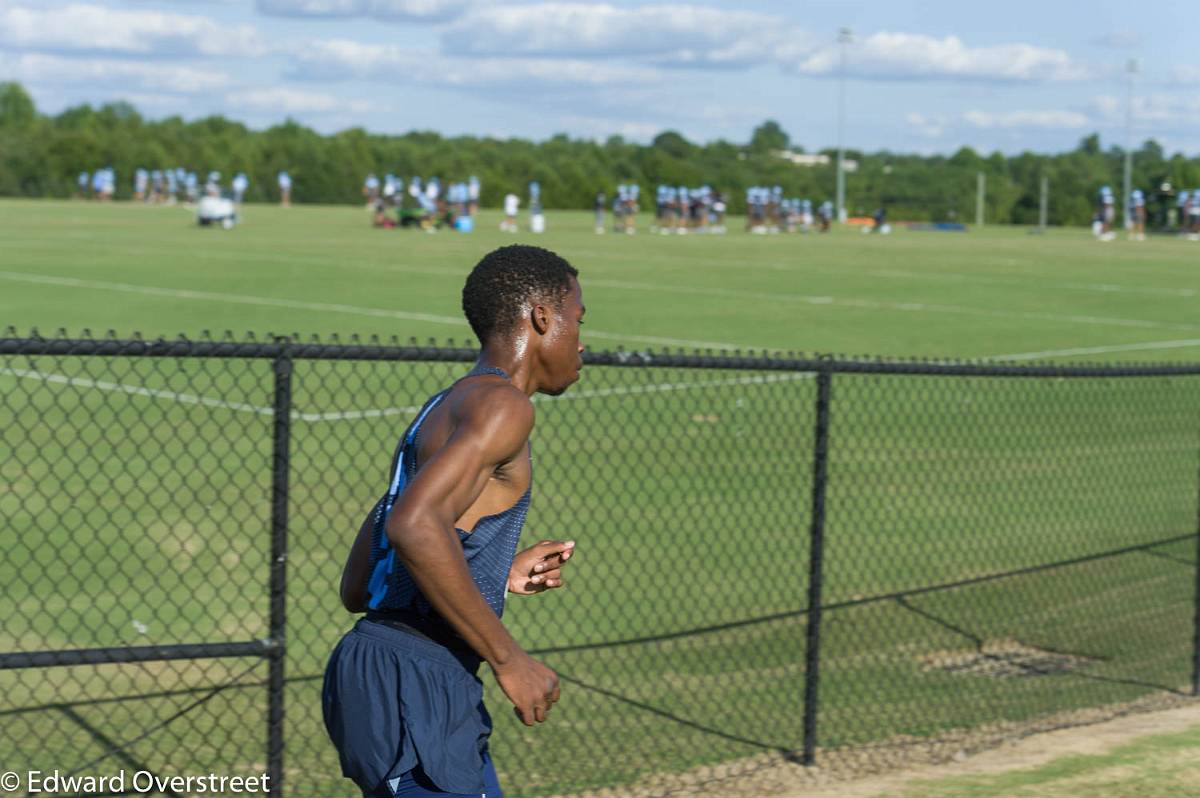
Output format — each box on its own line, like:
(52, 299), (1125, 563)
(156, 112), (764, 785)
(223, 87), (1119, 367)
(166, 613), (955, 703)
(508, 540), (575, 595)
(492, 652), (560, 725)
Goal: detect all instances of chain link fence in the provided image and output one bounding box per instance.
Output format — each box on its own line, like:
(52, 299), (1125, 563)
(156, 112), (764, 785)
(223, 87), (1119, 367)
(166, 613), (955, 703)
(2, 332), (1199, 797)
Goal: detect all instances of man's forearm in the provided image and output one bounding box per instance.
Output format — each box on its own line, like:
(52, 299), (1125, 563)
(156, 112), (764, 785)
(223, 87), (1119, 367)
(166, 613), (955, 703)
(393, 520), (520, 667)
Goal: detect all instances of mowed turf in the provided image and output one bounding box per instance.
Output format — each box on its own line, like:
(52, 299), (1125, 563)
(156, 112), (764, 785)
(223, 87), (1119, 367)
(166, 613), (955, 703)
(2, 199), (1200, 797)
(2, 198), (1200, 359)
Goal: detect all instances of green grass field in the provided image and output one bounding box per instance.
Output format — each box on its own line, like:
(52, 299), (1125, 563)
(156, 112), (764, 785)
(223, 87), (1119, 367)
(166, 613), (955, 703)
(2, 198), (1199, 797)
(2, 198), (1200, 360)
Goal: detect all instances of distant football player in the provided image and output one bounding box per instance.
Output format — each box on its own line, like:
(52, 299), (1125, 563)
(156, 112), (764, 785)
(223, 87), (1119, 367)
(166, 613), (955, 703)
(594, 190), (606, 234)
(1189, 189), (1200, 240)
(502, 192), (520, 232)
(711, 190), (727, 233)
(1098, 185), (1116, 241)
(624, 183), (639, 234)
(233, 173), (249, 204)
(134, 168), (148, 202)
(278, 171), (292, 207)
(468, 176), (481, 217)
(150, 169), (164, 203)
(817, 200), (833, 233)
(1128, 189), (1146, 241)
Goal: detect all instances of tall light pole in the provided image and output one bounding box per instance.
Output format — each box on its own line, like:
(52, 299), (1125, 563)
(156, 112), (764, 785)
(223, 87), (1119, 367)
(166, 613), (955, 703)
(1122, 58), (1137, 231)
(835, 27), (852, 223)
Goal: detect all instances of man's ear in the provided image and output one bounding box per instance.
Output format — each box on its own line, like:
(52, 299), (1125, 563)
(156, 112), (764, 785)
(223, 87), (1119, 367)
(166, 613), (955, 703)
(531, 302), (551, 335)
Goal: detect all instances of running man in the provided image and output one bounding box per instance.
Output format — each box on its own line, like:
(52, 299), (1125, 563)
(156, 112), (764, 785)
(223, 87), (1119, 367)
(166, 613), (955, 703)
(323, 245), (584, 798)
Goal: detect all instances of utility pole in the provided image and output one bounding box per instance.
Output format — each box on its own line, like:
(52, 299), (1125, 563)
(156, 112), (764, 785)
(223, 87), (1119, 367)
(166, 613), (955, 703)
(976, 172), (986, 227)
(1122, 58), (1137, 231)
(835, 27), (852, 224)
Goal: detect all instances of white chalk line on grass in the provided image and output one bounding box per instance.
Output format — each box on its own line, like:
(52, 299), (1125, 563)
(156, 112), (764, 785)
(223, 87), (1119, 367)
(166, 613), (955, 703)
(0, 271), (752, 352)
(581, 245), (1199, 299)
(6, 268), (1197, 348)
(992, 339), (1200, 362)
(583, 277), (1200, 333)
(13, 334), (1200, 428)
(0, 367), (275, 416)
(0, 366), (813, 424)
(859, 267), (1197, 299)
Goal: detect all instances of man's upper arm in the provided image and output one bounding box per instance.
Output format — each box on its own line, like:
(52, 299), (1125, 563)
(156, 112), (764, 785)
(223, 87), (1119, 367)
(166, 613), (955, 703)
(386, 387), (532, 541)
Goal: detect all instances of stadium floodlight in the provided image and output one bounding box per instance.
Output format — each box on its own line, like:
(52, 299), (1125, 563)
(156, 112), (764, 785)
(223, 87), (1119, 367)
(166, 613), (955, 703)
(835, 27), (852, 224)
(1122, 58), (1138, 231)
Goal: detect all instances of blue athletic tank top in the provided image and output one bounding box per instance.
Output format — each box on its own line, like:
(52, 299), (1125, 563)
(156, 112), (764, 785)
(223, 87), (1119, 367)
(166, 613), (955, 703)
(365, 365), (531, 620)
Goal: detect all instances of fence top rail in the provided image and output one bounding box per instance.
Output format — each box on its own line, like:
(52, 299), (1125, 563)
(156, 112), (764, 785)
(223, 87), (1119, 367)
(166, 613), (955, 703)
(4, 334), (1200, 378)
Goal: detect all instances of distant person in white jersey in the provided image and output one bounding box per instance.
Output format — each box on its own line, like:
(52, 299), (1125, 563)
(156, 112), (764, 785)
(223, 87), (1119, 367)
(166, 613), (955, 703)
(134, 168), (148, 202)
(278, 171), (293, 206)
(594, 190), (606, 234)
(233, 173), (249, 204)
(468, 175), (481, 217)
(502, 192), (520, 232)
(1189, 190), (1200, 240)
(1128, 189), (1146, 241)
(1098, 185), (1116, 241)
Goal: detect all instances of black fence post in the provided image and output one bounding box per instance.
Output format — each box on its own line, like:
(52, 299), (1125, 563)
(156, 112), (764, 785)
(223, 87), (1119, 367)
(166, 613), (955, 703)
(268, 347), (292, 797)
(802, 363), (834, 766)
(1193, 430), (1200, 696)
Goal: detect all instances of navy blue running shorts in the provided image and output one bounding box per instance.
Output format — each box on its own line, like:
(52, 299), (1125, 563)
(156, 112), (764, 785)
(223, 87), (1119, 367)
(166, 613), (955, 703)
(323, 619), (497, 796)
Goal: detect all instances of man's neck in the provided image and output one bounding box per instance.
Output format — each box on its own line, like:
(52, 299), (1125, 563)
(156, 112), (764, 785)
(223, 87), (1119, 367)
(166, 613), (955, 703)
(477, 343), (537, 397)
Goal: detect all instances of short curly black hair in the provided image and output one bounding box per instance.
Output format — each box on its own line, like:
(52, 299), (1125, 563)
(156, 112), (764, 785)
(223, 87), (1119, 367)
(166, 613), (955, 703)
(462, 245), (579, 343)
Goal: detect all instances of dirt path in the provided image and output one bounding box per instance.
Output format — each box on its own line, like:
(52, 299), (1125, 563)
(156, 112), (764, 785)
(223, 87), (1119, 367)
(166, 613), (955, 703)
(786, 700), (1200, 798)
(559, 694), (1200, 798)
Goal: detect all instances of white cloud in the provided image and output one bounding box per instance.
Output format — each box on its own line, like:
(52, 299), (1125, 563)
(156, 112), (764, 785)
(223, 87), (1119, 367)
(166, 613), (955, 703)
(559, 114), (662, 142)
(225, 86), (374, 113)
(256, 0), (472, 22)
(287, 38), (661, 87)
(0, 1), (265, 57)
(962, 109), (1090, 129)
(441, 3), (812, 69)
(0, 52), (231, 92)
(795, 32), (1091, 82)
(906, 112), (947, 138)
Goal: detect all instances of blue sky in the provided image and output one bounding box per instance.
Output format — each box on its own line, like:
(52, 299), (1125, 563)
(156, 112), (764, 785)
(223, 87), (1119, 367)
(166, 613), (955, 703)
(1, 0), (1197, 154)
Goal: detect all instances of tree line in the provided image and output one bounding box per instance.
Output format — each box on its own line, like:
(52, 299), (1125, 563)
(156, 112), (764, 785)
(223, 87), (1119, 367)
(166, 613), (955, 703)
(2, 82), (1198, 226)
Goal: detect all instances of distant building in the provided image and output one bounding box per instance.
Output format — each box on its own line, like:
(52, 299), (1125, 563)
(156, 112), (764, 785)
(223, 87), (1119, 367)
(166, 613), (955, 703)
(773, 150), (859, 173)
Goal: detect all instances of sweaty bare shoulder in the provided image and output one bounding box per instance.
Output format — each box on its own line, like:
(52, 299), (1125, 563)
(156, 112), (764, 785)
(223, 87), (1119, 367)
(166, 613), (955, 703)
(450, 380), (534, 464)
